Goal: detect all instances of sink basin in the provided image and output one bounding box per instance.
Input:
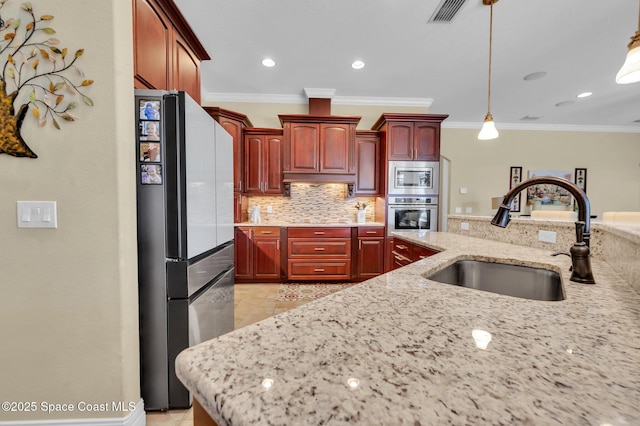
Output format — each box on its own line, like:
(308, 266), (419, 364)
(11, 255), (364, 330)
(426, 260), (564, 301)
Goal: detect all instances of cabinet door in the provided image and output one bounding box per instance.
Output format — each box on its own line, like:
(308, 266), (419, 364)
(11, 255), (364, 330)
(414, 122), (440, 161)
(264, 135), (283, 194)
(358, 238), (384, 278)
(254, 238), (281, 279)
(243, 135), (263, 194)
(320, 123), (350, 173)
(234, 227), (253, 280)
(134, 0), (171, 90)
(219, 120), (244, 192)
(173, 35), (201, 103)
(354, 133), (381, 196)
(289, 123), (319, 172)
(387, 122), (414, 160)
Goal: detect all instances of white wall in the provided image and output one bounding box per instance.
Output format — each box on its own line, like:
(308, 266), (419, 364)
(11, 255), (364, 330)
(0, 1), (138, 422)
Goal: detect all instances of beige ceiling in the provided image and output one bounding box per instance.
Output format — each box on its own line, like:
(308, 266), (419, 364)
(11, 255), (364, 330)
(173, 0), (640, 132)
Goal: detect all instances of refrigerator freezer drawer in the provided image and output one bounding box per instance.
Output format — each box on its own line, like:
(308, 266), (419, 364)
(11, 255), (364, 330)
(166, 268), (235, 409)
(167, 241), (234, 299)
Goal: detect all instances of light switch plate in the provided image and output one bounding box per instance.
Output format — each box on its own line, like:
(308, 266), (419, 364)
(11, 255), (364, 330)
(17, 201), (58, 228)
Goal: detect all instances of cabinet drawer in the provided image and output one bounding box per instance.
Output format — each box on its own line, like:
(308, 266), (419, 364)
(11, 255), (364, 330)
(357, 226), (384, 237)
(392, 240), (412, 259)
(253, 227), (281, 237)
(413, 245), (439, 260)
(288, 227), (351, 238)
(288, 240), (351, 258)
(288, 260), (351, 280)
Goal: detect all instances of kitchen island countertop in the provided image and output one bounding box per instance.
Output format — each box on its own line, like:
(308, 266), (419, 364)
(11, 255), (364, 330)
(176, 231), (640, 425)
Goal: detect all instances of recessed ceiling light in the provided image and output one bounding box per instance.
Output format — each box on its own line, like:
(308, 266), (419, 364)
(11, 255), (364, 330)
(523, 71), (547, 81)
(577, 92), (592, 98)
(351, 60), (365, 70)
(261, 58), (276, 67)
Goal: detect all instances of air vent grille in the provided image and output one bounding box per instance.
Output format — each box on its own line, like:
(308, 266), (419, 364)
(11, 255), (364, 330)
(520, 115), (542, 121)
(428, 0), (467, 23)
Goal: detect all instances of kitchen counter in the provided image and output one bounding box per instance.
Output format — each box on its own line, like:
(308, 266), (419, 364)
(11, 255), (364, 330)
(176, 231), (640, 425)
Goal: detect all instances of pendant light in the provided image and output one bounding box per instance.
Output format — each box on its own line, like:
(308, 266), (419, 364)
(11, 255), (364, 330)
(616, 0), (640, 84)
(478, 0), (499, 140)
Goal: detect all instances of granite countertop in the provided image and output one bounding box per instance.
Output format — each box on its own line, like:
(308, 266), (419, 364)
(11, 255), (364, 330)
(176, 231), (640, 425)
(235, 221), (386, 228)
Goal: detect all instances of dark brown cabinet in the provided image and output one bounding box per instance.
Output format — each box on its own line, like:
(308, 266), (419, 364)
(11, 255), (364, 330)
(243, 129), (283, 195)
(386, 237), (439, 272)
(357, 227), (385, 278)
(133, 0), (209, 104)
(235, 227), (283, 282)
(234, 227), (253, 280)
(372, 113), (448, 162)
(279, 115), (361, 180)
(287, 227), (352, 280)
(205, 108), (253, 222)
(354, 131), (382, 196)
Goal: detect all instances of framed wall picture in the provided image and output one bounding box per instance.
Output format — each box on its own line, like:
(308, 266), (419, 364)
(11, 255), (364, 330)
(526, 170), (573, 207)
(509, 166), (523, 212)
(575, 168), (587, 192)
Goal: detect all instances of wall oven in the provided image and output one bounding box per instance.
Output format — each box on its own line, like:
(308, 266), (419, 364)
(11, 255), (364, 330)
(388, 161), (439, 196)
(387, 196), (438, 236)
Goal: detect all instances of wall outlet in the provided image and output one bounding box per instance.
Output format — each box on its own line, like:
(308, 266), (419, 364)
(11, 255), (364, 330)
(455, 207), (462, 214)
(266, 205), (273, 213)
(538, 230), (557, 243)
(460, 222), (470, 231)
(459, 187), (468, 194)
(465, 207), (473, 213)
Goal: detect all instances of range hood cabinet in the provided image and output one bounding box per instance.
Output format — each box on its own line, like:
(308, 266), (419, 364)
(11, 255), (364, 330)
(279, 114), (361, 188)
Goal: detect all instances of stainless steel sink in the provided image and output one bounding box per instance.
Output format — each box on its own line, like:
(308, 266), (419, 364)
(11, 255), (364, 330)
(426, 260), (565, 301)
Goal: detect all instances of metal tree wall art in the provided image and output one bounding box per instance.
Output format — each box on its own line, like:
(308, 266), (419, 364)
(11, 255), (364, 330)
(0, 1), (93, 158)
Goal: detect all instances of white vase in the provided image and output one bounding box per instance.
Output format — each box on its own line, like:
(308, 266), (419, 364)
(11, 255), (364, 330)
(357, 210), (366, 224)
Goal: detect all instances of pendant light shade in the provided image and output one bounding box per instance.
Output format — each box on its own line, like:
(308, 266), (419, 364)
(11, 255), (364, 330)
(616, 1), (640, 84)
(478, 0), (499, 140)
(478, 113), (499, 140)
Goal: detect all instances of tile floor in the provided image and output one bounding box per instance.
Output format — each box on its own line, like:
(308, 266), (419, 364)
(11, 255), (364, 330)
(145, 283), (313, 425)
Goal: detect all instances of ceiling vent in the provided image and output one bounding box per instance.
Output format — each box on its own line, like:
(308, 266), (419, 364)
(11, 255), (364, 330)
(520, 115), (542, 121)
(428, 0), (467, 23)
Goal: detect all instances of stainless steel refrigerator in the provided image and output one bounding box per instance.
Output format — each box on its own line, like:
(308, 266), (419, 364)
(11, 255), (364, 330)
(135, 89), (235, 410)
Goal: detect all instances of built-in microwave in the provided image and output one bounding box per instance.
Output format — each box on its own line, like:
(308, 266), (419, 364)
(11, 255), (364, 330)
(388, 161), (439, 195)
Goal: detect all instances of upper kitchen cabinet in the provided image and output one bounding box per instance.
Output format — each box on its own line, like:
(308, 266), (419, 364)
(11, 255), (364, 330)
(206, 108), (253, 222)
(205, 108), (253, 193)
(354, 131), (382, 197)
(372, 114), (449, 161)
(279, 115), (361, 180)
(133, 0), (210, 104)
(243, 128), (284, 195)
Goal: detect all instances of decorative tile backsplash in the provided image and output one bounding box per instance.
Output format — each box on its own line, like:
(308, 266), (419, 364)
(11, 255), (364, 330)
(246, 183), (377, 223)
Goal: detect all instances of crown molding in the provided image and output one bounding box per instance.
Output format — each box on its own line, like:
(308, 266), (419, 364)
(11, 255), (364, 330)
(201, 91), (433, 108)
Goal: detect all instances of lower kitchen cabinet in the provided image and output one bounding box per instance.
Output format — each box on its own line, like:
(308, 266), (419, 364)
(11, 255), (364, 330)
(387, 237), (439, 272)
(357, 226), (385, 278)
(235, 226), (283, 282)
(287, 227), (351, 281)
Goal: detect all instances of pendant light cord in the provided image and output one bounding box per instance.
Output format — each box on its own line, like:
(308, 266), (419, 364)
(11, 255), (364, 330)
(487, 1), (494, 115)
